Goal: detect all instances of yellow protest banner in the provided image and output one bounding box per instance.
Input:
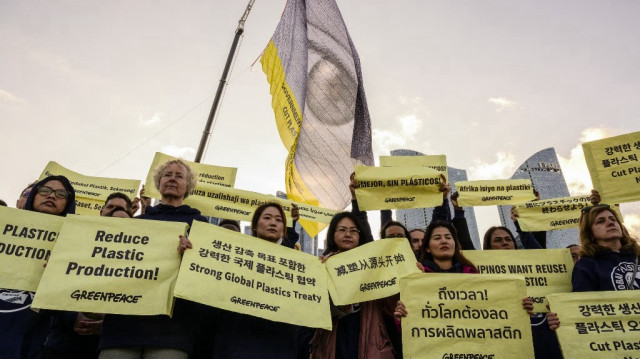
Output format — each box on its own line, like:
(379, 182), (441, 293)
(516, 195), (591, 231)
(354, 165), (443, 211)
(143, 152), (237, 197)
(379, 154), (448, 181)
(180, 182), (337, 238)
(547, 290), (640, 358)
(31, 215), (187, 315)
(401, 273), (534, 359)
(40, 161), (140, 215)
(463, 249), (573, 312)
(174, 221), (331, 329)
(455, 179), (536, 207)
(0, 207), (64, 292)
(325, 238), (421, 305)
(583, 131), (640, 204)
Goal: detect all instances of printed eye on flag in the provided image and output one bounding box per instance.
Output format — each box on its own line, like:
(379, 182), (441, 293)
(261, 0), (374, 235)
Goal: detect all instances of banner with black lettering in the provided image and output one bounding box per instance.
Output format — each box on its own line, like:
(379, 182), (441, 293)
(463, 249), (574, 312)
(40, 161), (140, 215)
(455, 179), (536, 207)
(354, 165), (443, 211)
(325, 238), (421, 305)
(401, 273), (534, 359)
(178, 182), (337, 238)
(31, 215), (187, 315)
(0, 207), (64, 292)
(379, 154), (448, 181)
(582, 131), (640, 204)
(547, 290), (640, 358)
(174, 221), (331, 329)
(515, 195), (591, 231)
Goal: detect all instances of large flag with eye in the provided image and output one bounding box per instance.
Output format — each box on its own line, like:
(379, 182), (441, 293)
(261, 0), (374, 233)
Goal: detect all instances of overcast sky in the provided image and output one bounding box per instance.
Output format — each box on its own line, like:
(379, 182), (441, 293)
(2, 0), (639, 242)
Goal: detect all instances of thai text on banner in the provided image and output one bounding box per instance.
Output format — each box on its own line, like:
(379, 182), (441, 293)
(455, 179), (536, 207)
(40, 161), (140, 216)
(547, 291), (640, 358)
(180, 182), (337, 238)
(173, 221), (331, 329)
(354, 165), (443, 211)
(379, 155), (448, 181)
(582, 131), (640, 204)
(463, 249), (574, 312)
(31, 215), (187, 316)
(0, 207), (64, 292)
(326, 238), (421, 305)
(400, 273), (534, 359)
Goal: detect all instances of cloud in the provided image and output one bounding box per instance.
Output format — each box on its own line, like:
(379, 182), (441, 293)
(488, 97), (517, 112)
(0, 89), (27, 107)
(140, 112), (163, 126)
(372, 128), (406, 156)
(468, 152), (517, 180)
(623, 212), (640, 239)
(399, 114), (423, 140)
(557, 127), (617, 195)
(160, 145), (196, 159)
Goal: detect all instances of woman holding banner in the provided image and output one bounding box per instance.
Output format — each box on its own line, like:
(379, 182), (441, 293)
(547, 199), (640, 331)
(310, 212), (399, 359)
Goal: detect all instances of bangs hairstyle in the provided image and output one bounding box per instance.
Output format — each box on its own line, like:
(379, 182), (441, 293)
(153, 159), (198, 198)
(104, 192), (133, 211)
(482, 226), (516, 250)
(380, 220), (410, 239)
(579, 206), (640, 258)
(419, 220), (476, 270)
(250, 202), (287, 238)
(323, 212), (371, 255)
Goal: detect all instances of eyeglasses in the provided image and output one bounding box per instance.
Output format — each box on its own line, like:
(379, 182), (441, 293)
(336, 227), (360, 235)
(581, 204), (610, 214)
(37, 186), (70, 199)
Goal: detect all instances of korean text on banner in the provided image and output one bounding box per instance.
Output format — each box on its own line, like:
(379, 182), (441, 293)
(174, 221), (331, 329)
(464, 249), (574, 312)
(379, 155), (448, 181)
(582, 131), (640, 204)
(455, 179), (536, 207)
(547, 291), (640, 358)
(354, 166), (443, 211)
(401, 273), (534, 359)
(516, 195), (591, 231)
(40, 161), (140, 215)
(180, 182), (337, 238)
(143, 152), (237, 198)
(31, 215), (187, 316)
(0, 207), (64, 292)
(326, 238), (420, 305)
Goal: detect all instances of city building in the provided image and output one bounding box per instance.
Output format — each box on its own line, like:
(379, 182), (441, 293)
(497, 147), (578, 249)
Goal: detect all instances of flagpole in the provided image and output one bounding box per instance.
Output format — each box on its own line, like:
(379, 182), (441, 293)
(194, 0), (256, 163)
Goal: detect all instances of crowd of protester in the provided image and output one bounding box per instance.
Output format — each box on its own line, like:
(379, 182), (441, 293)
(1, 159), (638, 359)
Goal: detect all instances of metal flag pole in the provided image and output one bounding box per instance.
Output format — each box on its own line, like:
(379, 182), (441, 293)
(194, 0), (256, 163)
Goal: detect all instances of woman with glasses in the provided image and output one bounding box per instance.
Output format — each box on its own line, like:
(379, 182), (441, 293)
(547, 191), (640, 331)
(310, 212), (400, 359)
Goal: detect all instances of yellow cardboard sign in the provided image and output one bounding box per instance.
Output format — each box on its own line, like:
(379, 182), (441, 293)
(463, 249), (574, 312)
(31, 215), (187, 315)
(174, 221), (331, 329)
(354, 166), (443, 211)
(143, 152), (237, 198)
(40, 161), (140, 215)
(180, 182), (337, 238)
(401, 273), (534, 359)
(325, 238), (421, 305)
(379, 155), (448, 181)
(455, 179), (536, 207)
(0, 207), (64, 292)
(547, 290), (640, 358)
(516, 195), (591, 231)
(583, 131), (640, 204)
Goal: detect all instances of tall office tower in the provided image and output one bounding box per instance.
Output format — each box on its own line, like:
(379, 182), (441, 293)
(390, 149), (482, 249)
(497, 147), (578, 249)
(276, 191), (319, 255)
